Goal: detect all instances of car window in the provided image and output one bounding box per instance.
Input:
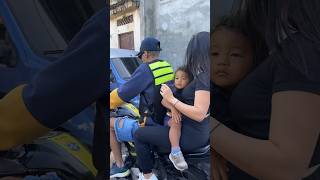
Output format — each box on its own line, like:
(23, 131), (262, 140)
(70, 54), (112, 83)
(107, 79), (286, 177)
(6, 0), (104, 60)
(111, 57), (141, 80)
(110, 69), (115, 83)
(0, 17), (18, 68)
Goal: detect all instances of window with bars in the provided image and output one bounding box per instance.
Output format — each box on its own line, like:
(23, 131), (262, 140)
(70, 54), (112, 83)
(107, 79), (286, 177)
(117, 15), (134, 26)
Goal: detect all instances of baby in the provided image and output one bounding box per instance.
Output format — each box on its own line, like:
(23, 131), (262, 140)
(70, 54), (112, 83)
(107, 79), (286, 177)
(162, 66), (191, 171)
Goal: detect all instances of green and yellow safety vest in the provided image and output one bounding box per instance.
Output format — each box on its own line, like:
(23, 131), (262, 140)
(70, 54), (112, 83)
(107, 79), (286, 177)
(148, 60), (174, 85)
(139, 59), (174, 125)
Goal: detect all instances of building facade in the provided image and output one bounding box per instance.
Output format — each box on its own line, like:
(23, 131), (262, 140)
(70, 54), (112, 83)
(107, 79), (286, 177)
(110, 0), (210, 69)
(110, 0), (141, 50)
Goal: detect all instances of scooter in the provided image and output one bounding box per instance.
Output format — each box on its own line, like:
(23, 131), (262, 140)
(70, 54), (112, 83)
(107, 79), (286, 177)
(111, 104), (210, 180)
(0, 131), (97, 180)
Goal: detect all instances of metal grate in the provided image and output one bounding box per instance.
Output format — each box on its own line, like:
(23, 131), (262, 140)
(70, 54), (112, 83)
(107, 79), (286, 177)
(117, 15), (134, 26)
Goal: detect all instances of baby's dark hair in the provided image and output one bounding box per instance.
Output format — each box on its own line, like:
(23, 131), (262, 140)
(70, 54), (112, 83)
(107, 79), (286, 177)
(213, 15), (268, 66)
(175, 65), (193, 81)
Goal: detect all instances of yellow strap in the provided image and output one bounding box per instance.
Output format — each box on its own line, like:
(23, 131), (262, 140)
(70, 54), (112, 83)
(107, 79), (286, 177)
(123, 103), (140, 117)
(110, 88), (125, 109)
(0, 85), (50, 150)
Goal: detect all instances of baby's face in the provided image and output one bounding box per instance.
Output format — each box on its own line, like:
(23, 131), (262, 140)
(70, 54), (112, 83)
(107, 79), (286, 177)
(211, 27), (254, 89)
(174, 70), (190, 90)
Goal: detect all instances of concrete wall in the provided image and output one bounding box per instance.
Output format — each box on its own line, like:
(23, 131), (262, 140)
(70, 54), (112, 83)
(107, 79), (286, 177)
(140, 0), (210, 69)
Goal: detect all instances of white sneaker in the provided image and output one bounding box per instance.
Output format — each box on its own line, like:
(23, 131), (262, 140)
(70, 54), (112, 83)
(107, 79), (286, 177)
(169, 152), (188, 171)
(138, 173), (158, 180)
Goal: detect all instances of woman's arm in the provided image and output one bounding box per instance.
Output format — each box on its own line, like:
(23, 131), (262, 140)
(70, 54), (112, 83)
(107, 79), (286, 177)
(161, 98), (174, 110)
(161, 84), (210, 122)
(173, 90), (210, 122)
(161, 98), (181, 123)
(211, 91), (320, 180)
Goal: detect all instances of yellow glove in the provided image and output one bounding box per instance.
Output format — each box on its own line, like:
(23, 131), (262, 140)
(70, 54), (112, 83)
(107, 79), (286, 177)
(0, 85), (50, 150)
(110, 88), (125, 110)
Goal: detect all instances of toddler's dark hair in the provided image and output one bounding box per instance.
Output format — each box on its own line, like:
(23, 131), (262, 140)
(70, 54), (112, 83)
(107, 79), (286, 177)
(214, 15), (269, 66)
(175, 65), (193, 81)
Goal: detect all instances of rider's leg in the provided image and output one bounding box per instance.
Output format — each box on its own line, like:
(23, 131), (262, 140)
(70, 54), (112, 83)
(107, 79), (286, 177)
(110, 117), (124, 167)
(110, 117), (138, 178)
(134, 124), (209, 178)
(134, 126), (170, 179)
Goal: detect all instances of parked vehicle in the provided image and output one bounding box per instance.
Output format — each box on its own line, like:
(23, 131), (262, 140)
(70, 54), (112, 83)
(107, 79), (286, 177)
(110, 48), (141, 107)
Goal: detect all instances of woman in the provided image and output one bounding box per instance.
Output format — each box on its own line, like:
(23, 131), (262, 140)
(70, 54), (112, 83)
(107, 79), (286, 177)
(134, 32), (211, 180)
(211, 0), (320, 179)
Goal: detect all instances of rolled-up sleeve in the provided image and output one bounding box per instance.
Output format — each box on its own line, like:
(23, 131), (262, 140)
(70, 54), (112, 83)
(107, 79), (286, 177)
(22, 8), (108, 129)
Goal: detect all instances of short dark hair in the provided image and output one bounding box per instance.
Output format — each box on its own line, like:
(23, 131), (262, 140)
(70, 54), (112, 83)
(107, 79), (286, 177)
(213, 15), (269, 66)
(146, 51), (160, 58)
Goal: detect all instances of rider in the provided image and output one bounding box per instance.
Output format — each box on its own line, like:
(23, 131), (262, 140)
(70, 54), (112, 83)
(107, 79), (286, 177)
(109, 37), (174, 180)
(0, 7), (107, 179)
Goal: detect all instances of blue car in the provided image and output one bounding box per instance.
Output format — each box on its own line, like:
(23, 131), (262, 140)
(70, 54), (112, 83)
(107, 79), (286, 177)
(0, 0), (104, 146)
(110, 48), (141, 107)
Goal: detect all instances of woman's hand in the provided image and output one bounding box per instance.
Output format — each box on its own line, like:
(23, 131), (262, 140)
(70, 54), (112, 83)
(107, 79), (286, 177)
(160, 84), (174, 102)
(171, 107), (182, 123)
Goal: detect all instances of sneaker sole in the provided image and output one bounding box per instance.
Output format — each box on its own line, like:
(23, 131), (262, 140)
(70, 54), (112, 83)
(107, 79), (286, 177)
(110, 169), (131, 178)
(169, 154), (188, 171)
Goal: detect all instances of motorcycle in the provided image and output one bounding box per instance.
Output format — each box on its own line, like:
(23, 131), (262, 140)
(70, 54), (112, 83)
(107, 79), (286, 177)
(111, 104), (211, 180)
(0, 131), (97, 180)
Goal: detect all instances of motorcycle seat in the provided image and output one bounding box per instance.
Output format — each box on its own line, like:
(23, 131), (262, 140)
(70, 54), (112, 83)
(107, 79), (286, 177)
(156, 144), (210, 159)
(184, 145), (210, 158)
